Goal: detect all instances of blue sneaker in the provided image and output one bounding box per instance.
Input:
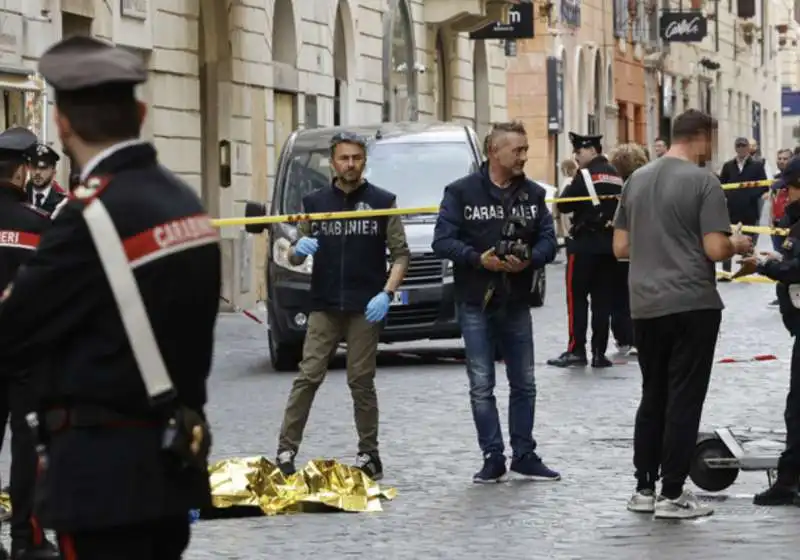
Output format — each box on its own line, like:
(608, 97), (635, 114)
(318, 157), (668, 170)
(473, 453), (507, 484)
(510, 453), (561, 481)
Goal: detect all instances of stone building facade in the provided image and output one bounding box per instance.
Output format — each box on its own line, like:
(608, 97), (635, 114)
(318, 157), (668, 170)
(0, 0), (514, 308)
(507, 1), (784, 183)
(644, 0), (782, 170)
(506, 0), (616, 185)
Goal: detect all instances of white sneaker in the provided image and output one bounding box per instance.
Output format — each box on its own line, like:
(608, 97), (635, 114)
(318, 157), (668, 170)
(616, 344), (632, 355)
(653, 490), (714, 519)
(626, 489), (656, 513)
(626, 346), (638, 357)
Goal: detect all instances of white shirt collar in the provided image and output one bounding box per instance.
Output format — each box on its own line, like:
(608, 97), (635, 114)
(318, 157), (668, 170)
(80, 139), (148, 183)
(32, 184), (51, 200)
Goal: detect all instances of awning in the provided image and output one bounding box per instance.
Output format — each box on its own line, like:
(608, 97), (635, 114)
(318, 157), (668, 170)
(424, 0), (521, 33)
(0, 70), (44, 93)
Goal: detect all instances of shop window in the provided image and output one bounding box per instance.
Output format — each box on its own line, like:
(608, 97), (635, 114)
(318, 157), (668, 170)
(0, 90), (24, 130)
(384, 0), (417, 121)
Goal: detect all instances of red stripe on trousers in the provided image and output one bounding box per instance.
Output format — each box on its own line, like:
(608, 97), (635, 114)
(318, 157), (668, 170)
(58, 534), (78, 560)
(566, 254), (576, 351)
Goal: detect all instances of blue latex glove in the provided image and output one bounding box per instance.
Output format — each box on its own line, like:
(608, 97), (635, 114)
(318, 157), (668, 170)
(294, 237), (318, 257)
(365, 291), (391, 323)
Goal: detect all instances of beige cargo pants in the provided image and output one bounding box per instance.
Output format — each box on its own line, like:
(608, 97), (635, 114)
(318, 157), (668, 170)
(278, 310), (381, 454)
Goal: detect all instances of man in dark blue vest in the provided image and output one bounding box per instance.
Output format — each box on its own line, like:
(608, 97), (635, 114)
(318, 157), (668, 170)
(275, 132), (410, 481)
(432, 121), (559, 483)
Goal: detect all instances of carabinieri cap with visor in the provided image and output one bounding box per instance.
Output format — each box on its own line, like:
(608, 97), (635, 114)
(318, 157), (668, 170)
(569, 132), (603, 153)
(26, 143), (60, 169)
(0, 127), (39, 164)
(37, 35), (147, 93)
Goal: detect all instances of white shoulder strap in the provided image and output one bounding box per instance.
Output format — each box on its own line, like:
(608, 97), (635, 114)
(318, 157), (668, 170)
(580, 169), (601, 206)
(82, 199), (175, 401)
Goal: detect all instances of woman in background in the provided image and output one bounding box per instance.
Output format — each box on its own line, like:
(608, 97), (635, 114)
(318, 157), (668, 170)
(608, 143), (650, 356)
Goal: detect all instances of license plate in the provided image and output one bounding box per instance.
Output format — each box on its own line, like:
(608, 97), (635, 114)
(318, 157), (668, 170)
(390, 291), (408, 306)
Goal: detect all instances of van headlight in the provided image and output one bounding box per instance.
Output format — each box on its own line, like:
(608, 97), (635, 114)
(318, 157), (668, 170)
(272, 237), (313, 274)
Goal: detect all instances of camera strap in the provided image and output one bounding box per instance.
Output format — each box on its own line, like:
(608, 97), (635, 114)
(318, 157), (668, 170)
(580, 169), (601, 207)
(82, 199), (176, 403)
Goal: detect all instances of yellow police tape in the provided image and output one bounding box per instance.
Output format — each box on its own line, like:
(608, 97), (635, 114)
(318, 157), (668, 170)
(717, 272), (776, 284)
(210, 178), (777, 230)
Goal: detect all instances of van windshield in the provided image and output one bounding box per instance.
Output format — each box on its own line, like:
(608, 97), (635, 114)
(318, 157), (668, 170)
(280, 141), (477, 214)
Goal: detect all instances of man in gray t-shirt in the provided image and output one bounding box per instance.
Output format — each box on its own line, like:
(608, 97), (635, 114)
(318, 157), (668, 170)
(614, 157), (731, 319)
(612, 109), (752, 520)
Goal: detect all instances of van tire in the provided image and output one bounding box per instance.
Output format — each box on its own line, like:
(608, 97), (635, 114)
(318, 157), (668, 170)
(268, 328), (303, 372)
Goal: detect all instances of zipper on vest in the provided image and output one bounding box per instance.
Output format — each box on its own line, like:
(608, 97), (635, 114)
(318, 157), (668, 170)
(340, 197), (346, 311)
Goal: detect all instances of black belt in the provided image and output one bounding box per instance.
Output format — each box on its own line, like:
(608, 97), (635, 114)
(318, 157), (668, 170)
(44, 405), (159, 433)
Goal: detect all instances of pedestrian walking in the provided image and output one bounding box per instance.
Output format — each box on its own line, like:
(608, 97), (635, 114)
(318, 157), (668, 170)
(607, 143), (649, 356)
(613, 109), (753, 519)
(0, 127), (59, 559)
(432, 121), (559, 483)
(547, 132), (624, 368)
(739, 157), (800, 506)
(719, 136), (767, 276)
(275, 131), (410, 481)
(0, 36), (220, 558)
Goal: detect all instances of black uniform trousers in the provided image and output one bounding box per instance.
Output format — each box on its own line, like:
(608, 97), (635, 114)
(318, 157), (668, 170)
(58, 516), (190, 560)
(610, 261), (634, 347)
(0, 378), (44, 546)
(778, 335), (800, 479)
(632, 309), (721, 498)
(565, 252), (616, 356)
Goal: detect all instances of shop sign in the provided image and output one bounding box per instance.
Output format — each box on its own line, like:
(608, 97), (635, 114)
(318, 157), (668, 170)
(469, 2), (534, 40)
(121, 0), (148, 20)
(546, 56), (564, 134)
(660, 11), (708, 43)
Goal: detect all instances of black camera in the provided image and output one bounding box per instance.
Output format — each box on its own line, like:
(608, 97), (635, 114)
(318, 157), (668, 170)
(495, 215), (531, 261)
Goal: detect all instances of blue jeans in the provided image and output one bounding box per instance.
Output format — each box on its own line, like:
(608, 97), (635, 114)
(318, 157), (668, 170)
(458, 302), (537, 458)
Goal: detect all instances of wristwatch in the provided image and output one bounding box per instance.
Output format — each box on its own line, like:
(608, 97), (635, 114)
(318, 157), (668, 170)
(383, 289), (395, 300)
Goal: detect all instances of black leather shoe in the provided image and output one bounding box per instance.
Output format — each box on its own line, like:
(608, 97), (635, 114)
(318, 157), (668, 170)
(546, 351), (587, 368)
(592, 355), (613, 368)
(753, 482), (798, 506)
(12, 539), (60, 560)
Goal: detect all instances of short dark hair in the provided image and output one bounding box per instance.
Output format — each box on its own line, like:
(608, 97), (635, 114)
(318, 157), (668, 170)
(329, 131), (367, 158)
(0, 159), (25, 182)
(794, 146), (800, 156)
(671, 109), (717, 142)
(778, 148), (793, 157)
(55, 84), (141, 143)
(486, 121), (527, 153)
(654, 137), (668, 145)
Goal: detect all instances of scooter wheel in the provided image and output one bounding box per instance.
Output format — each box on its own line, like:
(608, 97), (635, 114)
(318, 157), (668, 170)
(689, 437), (739, 492)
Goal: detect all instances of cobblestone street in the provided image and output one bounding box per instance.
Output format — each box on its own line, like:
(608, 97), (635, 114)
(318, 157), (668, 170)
(189, 254), (799, 559)
(3, 257), (799, 558)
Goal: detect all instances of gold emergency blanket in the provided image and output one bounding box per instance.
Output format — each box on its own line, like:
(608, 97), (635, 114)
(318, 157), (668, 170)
(208, 456), (396, 515)
(0, 491), (10, 521)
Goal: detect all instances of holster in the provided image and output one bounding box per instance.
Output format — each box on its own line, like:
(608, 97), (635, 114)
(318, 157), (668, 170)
(161, 406), (212, 472)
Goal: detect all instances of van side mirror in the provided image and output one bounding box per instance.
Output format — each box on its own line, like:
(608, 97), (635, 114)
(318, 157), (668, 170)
(244, 201), (268, 234)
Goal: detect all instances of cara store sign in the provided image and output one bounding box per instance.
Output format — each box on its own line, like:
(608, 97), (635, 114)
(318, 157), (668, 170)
(659, 11), (708, 43)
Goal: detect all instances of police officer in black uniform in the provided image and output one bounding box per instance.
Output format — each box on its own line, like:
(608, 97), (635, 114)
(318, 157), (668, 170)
(0, 36), (220, 559)
(24, 144), (65, 214)
(0, 127), (60, 560)
(742, 157), (800, 506)
(547, 132), (624, 368)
